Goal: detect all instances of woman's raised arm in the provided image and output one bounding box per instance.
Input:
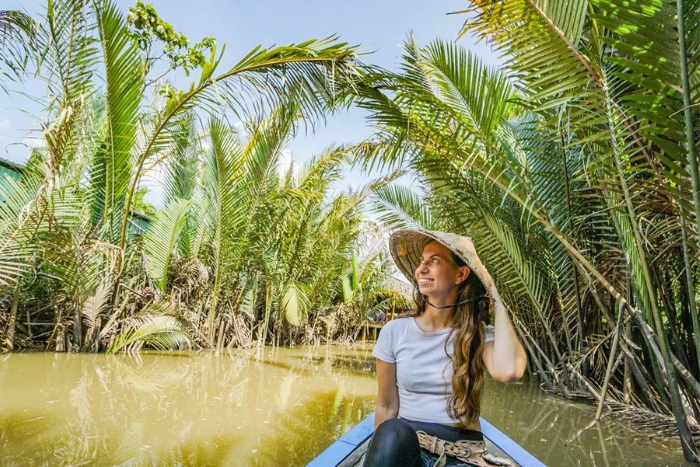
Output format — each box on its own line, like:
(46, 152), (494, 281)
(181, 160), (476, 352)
(482, 286), (527, 382)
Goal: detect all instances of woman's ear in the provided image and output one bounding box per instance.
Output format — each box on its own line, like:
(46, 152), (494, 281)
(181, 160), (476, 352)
(455, 266), (470, 285)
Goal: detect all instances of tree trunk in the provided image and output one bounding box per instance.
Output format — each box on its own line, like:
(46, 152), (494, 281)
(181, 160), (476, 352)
(4, 284), (21, 351)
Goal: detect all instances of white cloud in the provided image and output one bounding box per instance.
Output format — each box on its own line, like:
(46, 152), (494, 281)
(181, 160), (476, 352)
(277, 148), (298, 180)
(0, 117), (11, 130)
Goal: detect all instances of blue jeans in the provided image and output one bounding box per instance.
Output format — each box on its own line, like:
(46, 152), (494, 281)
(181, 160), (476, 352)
(420, 449), (469, 466)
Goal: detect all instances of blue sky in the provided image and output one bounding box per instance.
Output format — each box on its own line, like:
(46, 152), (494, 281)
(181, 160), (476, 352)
(1, 0), (500, 201)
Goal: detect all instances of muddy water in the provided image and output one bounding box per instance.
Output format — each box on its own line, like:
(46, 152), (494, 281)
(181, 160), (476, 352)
(0, 347), (692, 466)
(480, 381), (690, 467)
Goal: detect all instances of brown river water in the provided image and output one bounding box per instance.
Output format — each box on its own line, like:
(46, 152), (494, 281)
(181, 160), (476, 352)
(0, 346), (692, 466)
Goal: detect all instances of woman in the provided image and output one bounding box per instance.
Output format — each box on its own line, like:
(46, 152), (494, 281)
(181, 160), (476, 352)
(364, 229), (527, 467)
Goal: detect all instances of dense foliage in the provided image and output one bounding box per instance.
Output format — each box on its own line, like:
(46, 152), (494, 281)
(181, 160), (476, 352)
(0, 0), (406, 354)
(353, 0), (700, 460)
(3, 0), (700, 459)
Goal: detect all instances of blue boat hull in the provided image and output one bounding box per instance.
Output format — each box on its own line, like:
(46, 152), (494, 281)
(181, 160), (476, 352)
(307, 414), (546, 467)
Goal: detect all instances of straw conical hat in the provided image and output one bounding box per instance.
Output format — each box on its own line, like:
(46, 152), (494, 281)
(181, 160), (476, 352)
(389, 229), (494, 301)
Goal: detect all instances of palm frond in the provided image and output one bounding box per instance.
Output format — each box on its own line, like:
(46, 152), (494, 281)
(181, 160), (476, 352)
(461, 0), (596, 104)
(119, 37), (360, 250)
(0, 10), (35, 88)
(91, 0), (143, 243)
(0, 170), (45, 288)
(106, 313), (191, 354)
(161, 114), (201, 204)
(371, 184), (436, 230)
(282, 280), (309, 326)
(81, 280), (112, 350)
(144, 198), (191, 292)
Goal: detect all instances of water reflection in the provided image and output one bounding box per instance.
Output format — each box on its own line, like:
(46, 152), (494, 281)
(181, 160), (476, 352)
(0, 347), (376, 466)
(0, 348), (692, 466)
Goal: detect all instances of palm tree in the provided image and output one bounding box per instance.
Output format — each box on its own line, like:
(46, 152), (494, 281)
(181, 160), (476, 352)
(354, 26), (700, 458)
(461, 2), (700, 458)
(0, 0), (361, 353)
(119, 99), (398, 349)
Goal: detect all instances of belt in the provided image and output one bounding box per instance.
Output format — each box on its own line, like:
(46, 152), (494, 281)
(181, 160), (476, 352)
(415, 430), (514, 467)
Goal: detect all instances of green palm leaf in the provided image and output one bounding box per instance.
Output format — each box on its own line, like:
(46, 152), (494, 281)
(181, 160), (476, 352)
(282, 280), (309, 326)
(106, 312), (191, 354)
(92, 0), (143, 243)
(0, 170), (45, 287)
(356, 10), (700, 454)
(81, 280), (112, 350)
(144, 198), (191, 292)
(119, 37), (360, 250)
(0, 10), (35, 88)
(371, 184), (436, 230)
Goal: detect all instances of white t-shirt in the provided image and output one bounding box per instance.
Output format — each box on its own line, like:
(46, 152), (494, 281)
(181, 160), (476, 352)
(372, 316), (494, 425)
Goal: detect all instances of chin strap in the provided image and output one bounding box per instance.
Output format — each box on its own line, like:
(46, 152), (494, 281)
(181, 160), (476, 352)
(423, 295), (486, 309)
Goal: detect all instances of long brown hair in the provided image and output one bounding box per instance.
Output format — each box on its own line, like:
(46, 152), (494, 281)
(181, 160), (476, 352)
(411, 247), (489, 427)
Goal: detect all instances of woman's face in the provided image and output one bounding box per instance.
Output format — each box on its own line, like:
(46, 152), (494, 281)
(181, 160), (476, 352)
(414, 241), (470, 302)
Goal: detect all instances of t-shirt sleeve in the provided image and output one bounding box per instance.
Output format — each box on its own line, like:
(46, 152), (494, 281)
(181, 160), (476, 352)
(484, 324), (495, 343)
(372, 320), (396, 363)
